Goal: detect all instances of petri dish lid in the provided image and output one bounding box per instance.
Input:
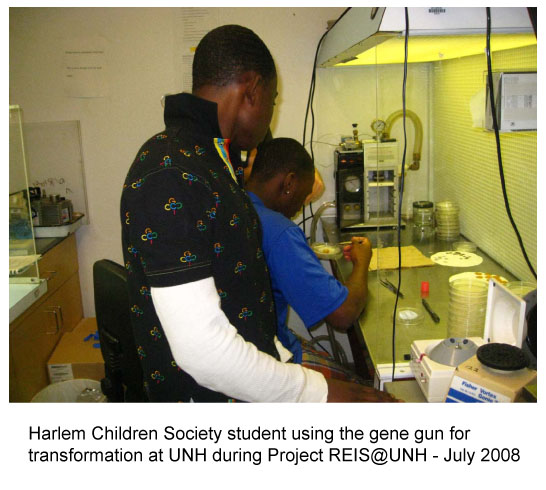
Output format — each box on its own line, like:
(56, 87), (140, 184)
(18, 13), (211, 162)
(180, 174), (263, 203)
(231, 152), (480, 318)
(436, 200), (459, 209)
(436, 213), (460, 218)
(436, 218), (460, 223)
(449, 271), (508, 286)
(394, 306), (424, 326)
(450, 278), (488, 293)
(505, 281), (536, 298)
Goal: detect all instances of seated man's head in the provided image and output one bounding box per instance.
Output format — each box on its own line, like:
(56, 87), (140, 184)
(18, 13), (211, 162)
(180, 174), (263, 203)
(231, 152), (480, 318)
(246, 138), (315, 219)
(192, 25), (277, 151)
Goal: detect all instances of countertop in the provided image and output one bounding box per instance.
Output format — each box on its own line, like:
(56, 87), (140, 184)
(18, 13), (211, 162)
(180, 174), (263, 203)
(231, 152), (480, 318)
(321, 217), (517, 367)
(36, 236), (67, 255)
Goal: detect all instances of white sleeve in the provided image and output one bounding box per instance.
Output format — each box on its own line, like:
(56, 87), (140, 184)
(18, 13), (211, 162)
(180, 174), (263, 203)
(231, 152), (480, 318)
(151, 277), (328, 403)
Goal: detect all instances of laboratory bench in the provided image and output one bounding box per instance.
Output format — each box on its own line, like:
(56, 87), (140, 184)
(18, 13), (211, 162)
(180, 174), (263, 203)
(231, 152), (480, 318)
(320, 217), (519, 387)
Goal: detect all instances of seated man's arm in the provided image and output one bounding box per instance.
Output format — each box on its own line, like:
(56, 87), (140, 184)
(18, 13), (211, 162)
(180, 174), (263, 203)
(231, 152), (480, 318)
(266, 229), (371, 333)
(325, 237), (372, 331)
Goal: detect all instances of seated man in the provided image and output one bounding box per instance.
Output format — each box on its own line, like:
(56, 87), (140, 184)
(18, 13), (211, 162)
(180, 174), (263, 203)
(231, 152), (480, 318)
(245, 137), (372, 379)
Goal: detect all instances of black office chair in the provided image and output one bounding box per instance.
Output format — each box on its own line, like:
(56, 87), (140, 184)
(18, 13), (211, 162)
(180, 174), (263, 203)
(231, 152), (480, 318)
(93, 259), (148, 402)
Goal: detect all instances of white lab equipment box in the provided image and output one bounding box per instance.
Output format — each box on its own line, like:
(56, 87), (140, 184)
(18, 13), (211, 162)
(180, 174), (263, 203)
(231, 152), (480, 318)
(485, 72), (537, 132)
(410, 279), (529, 402)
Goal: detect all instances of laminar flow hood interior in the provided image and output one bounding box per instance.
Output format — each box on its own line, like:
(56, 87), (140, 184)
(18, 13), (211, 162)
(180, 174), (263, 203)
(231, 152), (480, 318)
(317, 7), (536, 66)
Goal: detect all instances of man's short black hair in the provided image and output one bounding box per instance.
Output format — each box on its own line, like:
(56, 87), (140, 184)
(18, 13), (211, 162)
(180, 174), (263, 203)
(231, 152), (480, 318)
(250, 138), (314, 183)
(192, 25), (276, 91)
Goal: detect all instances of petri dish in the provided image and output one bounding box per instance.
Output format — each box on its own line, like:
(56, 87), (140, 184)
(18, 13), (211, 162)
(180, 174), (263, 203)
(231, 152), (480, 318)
(311, 242), (343, 260)
(453, 241), (477, 253)
(505, 281), (536, 298)
(394, 306), (424, 327)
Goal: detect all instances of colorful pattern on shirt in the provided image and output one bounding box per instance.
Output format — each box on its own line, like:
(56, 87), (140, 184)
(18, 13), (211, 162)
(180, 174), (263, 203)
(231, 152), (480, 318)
(120, 93), (278, 402)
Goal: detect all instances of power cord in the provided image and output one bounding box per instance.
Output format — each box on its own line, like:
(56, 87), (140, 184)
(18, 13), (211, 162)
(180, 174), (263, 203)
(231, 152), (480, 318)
(308, 328), (333, 357)
(391, 7), (410, 383)
(485, 7), (537, 279)
(301, 8), (351, 237)
(301, 31), (325, 238)
(301, 8), (351, 347)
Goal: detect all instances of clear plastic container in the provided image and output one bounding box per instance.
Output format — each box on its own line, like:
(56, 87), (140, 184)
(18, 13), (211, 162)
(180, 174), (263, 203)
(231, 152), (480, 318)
(412, 201), (435, 241)
(413, 201), (434, 226)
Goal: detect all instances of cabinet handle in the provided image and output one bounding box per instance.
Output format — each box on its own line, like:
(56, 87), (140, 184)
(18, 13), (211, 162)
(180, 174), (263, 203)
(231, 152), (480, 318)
(45, 308), (60, 334)
(43, 270), (58, 281)
(53, 305), (64, 329)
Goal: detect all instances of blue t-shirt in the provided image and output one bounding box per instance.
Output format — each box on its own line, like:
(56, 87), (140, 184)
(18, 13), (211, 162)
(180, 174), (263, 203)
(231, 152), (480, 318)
(248, 192), (348, 363)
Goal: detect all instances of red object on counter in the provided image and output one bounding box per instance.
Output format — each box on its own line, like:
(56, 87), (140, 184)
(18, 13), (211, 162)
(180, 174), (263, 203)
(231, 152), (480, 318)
(421, 281), (429, 298)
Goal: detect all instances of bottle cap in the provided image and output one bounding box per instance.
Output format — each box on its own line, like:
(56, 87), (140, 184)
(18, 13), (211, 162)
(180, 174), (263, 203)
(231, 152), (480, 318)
(420, 281), (429, 298)
(413, 200), (433, 209)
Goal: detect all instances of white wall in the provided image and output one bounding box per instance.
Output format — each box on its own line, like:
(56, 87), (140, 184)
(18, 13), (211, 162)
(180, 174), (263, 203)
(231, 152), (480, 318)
(313, 63), (432, 212)
(9, 7), (345, 318)
(431, 46), (537, 282)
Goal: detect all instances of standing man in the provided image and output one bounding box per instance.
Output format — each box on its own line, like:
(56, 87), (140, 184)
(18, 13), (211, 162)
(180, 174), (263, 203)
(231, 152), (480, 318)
(121, 25), (396, 403)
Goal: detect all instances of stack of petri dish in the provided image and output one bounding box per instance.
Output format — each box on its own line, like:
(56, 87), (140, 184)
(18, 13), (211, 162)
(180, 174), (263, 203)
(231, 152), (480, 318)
(435, 200), (460, 241)
(505, 281), (536, 298)
(447, 278), (488, 339)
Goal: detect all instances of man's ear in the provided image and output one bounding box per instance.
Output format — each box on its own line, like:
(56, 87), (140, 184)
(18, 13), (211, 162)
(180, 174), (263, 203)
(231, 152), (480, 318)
(242, 72), (263, 106)
(282, 172), (297, 195)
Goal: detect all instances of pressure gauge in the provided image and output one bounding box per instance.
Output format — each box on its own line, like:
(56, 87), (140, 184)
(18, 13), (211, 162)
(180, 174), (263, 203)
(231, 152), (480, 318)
(371, 119), (386, 134)
(344, 175), (361, 193)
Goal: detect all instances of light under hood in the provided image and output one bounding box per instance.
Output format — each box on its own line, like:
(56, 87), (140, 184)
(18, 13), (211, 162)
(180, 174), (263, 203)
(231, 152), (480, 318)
(317, 7), (536, 67)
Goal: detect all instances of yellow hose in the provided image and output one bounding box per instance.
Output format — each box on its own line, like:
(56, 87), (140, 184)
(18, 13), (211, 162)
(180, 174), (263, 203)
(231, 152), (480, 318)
(384, 109), (423, 170)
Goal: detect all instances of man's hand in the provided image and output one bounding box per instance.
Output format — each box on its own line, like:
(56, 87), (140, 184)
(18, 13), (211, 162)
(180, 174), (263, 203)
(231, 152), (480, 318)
(342, 236), (372, 270)
(326, 378), (401, 402)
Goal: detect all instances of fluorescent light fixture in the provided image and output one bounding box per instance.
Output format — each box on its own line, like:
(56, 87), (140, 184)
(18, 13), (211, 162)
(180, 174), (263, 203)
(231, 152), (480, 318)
(317, 8), (535, 67)
(335, 33), (537, 66)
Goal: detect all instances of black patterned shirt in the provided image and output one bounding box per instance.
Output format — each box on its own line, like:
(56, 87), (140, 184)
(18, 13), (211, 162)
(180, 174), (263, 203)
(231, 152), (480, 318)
(120, 93), (278, 402)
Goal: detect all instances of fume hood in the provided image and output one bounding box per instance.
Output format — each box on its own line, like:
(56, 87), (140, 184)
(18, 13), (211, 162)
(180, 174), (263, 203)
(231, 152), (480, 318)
(309, 5), (536, 394)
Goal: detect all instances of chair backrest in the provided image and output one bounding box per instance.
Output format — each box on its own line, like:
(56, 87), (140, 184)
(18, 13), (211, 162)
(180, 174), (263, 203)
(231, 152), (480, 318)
(93, 259), (147, 402)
